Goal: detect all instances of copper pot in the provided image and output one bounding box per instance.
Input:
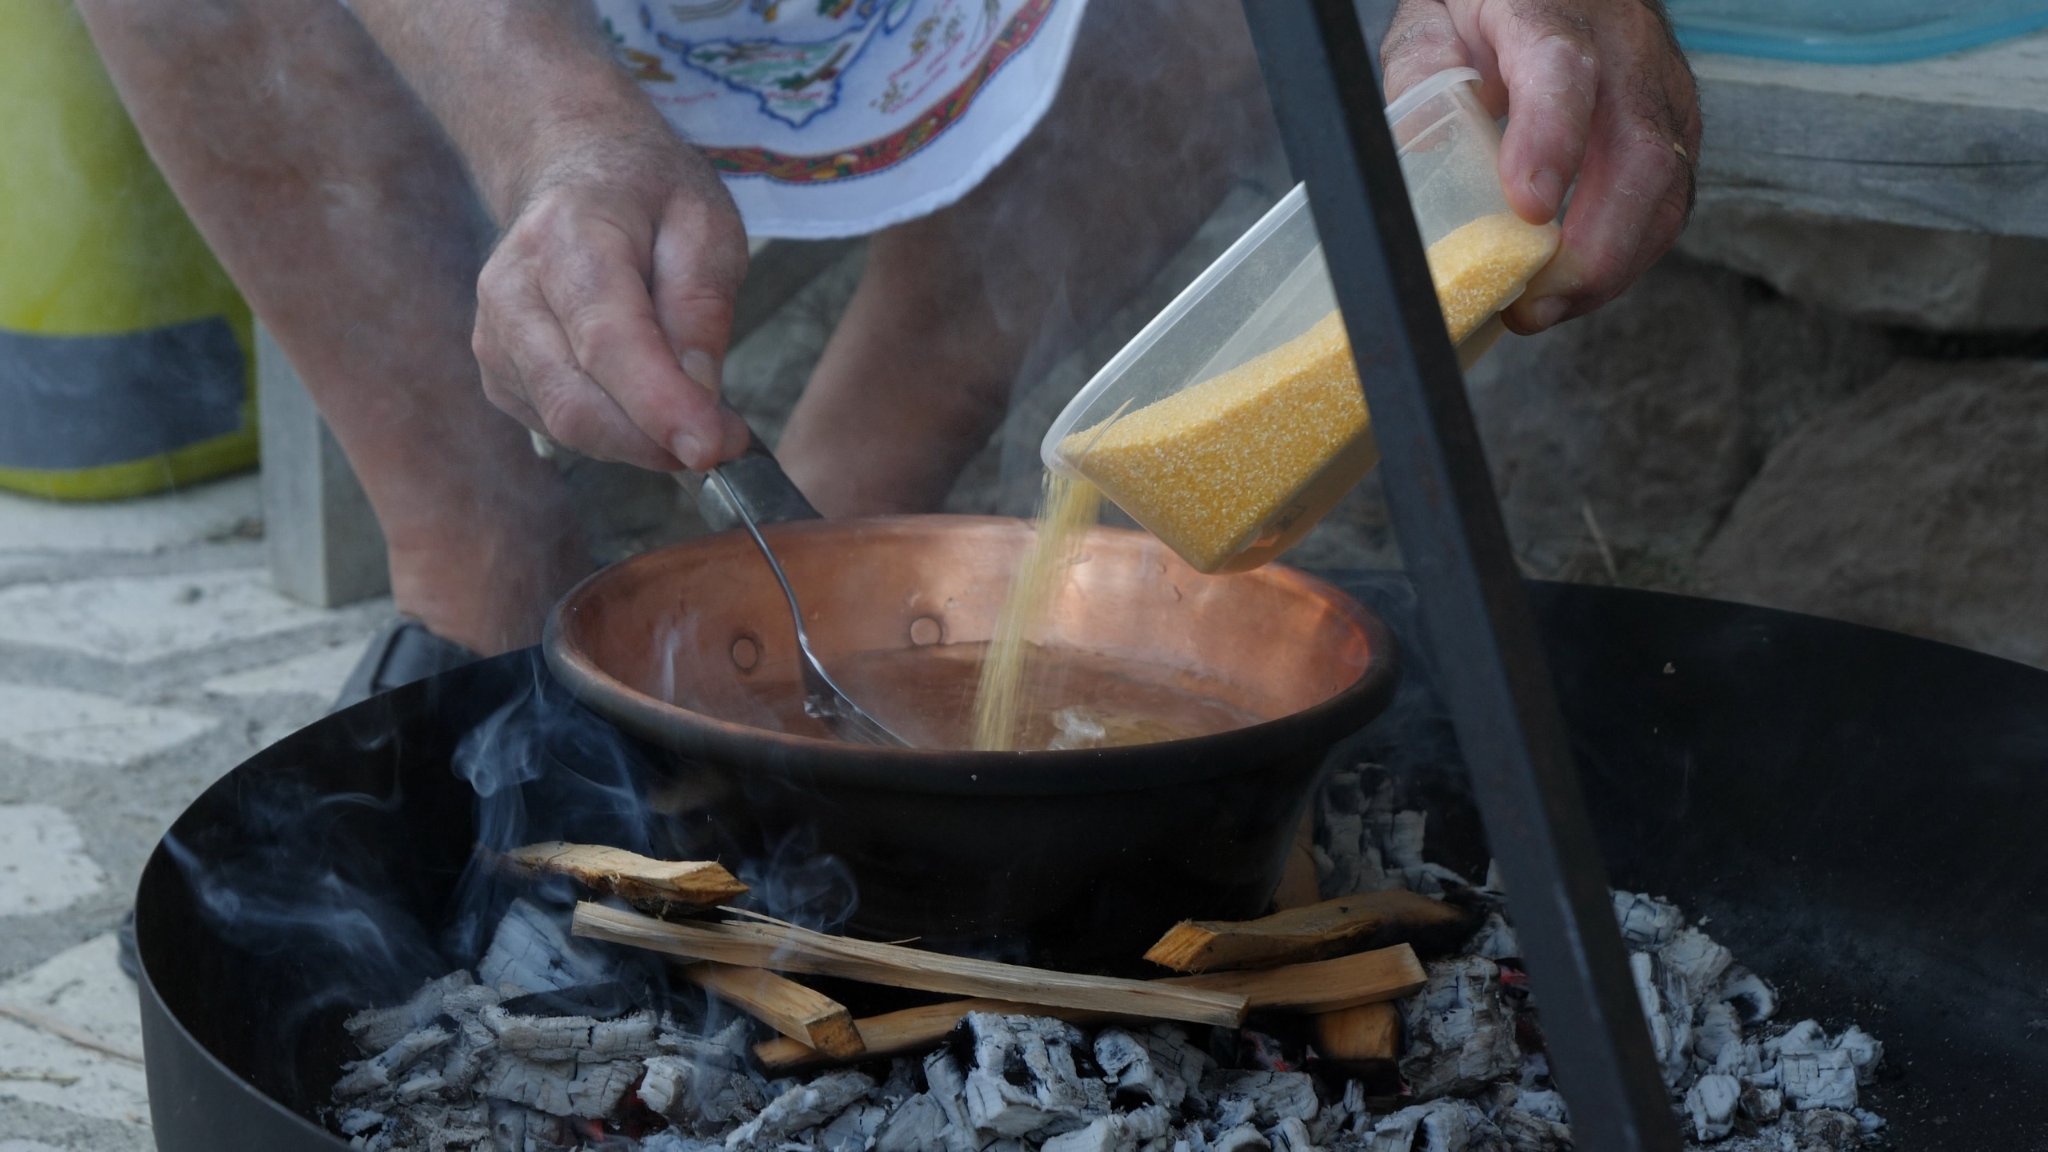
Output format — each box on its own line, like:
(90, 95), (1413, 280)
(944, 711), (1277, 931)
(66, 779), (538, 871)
(544, 515), (1396, 968)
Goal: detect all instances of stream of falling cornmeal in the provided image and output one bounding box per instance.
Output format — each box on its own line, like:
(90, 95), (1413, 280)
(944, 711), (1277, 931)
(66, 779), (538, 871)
(969, 212), (1556, 750)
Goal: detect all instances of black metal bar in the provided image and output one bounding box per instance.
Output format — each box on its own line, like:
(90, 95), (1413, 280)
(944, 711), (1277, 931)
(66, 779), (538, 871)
(1237, 3), (1682, 1149)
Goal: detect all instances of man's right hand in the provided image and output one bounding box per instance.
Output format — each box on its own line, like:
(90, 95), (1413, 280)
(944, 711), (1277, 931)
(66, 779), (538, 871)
(349, 0), (752, 472)
(474, 127), (753, 472)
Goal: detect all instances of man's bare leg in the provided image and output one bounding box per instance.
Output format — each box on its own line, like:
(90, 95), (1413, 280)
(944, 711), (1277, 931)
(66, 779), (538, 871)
(779, 0), (1273, 515)
(77, 0), (588, 654)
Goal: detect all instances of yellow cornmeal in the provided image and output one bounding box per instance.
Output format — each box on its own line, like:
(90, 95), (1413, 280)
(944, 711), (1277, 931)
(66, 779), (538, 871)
(1063, 211), (1556, 572)
(1427, 211), (1560, 343)
(970, 470), (1102, 752)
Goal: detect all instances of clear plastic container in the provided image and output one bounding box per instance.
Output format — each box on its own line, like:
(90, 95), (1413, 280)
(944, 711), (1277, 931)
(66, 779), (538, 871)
(1041, 67), (1558, 574)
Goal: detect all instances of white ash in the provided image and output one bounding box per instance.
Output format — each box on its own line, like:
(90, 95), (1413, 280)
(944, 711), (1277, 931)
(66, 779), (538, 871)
(478, 897), (613, 995)
(1315, 764), (1887, 1152)
(334, 764), (1885, 1150)
(1396, 955), (1523, 1099)
(723, 1070), (875, 1148)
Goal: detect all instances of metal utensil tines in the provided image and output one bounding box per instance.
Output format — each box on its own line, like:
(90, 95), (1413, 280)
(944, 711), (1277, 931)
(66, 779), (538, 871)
(702, 469), (911, 748)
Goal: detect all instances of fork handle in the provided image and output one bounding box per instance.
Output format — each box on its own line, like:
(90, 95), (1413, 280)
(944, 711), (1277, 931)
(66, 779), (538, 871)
(696, 430), (821, 531)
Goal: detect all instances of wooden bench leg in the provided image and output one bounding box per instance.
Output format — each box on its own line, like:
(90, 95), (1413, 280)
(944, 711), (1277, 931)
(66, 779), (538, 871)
(258, 322), (391, 608)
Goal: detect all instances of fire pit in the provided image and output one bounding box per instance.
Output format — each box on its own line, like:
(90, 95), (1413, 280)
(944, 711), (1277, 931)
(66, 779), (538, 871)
(135, 576), (2048, 1149)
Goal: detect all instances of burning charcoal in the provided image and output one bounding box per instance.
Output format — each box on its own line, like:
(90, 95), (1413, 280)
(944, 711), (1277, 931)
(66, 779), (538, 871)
(638, 1054), (764, 1129)
(476, 1054), (644, 1118)
(1385, 811), (1428, 870)
(1212, 1123), (1272, 1152)
(639, 1134), (724, 1152)
(722, 1069), (874, 1149)
(1325, 769), (1367, 815)
(487, 1100), (576, 1152)
(479, 898), (612, 995)
(875, 1093), (952, 1152)
(480, 1004), (660, 1062)
(1684, 1073), (1741, 1141)
(1738, 1083), (1783, 1125)
(1628, 952), (1694, 1088)
(1693, 1001), (1741, 1069)
(1472, 1083), (1569, 1150)
(1776, 1049), (1858, 1112)
(1716, 967), (1778, 1025)
(1039, 1104), (1172, 1152)
(1611, 892), (1684, 948)
(1783, 1108), (1864, 1148)
(1144, 1025), (1219, 1115)
(876, 1056), (920, 1104)
(498, 981), (639, 1020)
(919, 1049), (985, 1152)
(959, 1014), (1110, 1139)
(396, 1069), (449, 1101)
(1365, 1099), (1502, 1152)
(1040, 1116), (1121, 1152)
(336, 1107), (388, 1137)
(1398, 957), (1521, 1100)
(1237, 1030), (1296, 1074)
(1658, 928), (1734, 1010)
(1202, 1071), (1318, 1128)
(348, 972), (477, 1052)
(819, 1101), (889, 1152)
(336, 1023), (457, 1098)
(1096, 1028), (1190, 1110)
(1486, 1083), (1565, 1125)
(1319, 811), (1370, 895)
(1466, 913), (1518, 962)
(440, 1008), (502, 1091)
(1487, 1105), (1570, 1151)
(1832, 1026), (1883, 1085)
(1268, 1115), (1324, 1152)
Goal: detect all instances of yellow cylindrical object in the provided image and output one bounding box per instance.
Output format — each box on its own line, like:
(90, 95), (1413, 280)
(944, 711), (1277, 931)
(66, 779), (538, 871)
(0, 0), (256, 500)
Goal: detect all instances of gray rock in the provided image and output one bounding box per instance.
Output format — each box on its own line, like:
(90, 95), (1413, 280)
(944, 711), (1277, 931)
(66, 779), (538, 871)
(1680, 200), (2048, 332)
(1698, 358), (2048, 668)
(1465, 255), (1891, 586)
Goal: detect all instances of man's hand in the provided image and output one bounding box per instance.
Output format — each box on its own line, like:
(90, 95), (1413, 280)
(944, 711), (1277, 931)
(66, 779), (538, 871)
(350, 0), (752, 471)
(1383, 0), (1701, 333)
(475, 128), (752, 471)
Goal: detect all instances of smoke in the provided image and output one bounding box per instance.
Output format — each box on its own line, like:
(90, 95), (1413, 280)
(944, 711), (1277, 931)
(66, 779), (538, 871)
(158, 650), (867, 1071)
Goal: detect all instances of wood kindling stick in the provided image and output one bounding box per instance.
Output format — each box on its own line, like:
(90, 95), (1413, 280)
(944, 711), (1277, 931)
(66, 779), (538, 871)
(1311, 1002), (1401, 1066)
(1158, 944), (1426, 1012)
(499, 842), (747, 910)
(571, 903), (1248, 1028)
(754, 998), (1107, 1071)
(684, 962), (865, 1059)
(749, 943), (1427, 1070)
(1145, 889), (1475, 973)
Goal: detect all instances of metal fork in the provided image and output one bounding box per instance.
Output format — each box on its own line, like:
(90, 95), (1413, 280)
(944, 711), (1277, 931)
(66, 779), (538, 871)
(700, 467), (911, 748)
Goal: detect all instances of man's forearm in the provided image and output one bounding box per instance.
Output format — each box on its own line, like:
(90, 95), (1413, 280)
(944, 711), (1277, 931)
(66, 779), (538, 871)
(349, 0), (666, 220)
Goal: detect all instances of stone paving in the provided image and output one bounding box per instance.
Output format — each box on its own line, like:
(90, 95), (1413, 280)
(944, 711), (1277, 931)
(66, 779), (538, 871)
(0, 474), (393, 1150)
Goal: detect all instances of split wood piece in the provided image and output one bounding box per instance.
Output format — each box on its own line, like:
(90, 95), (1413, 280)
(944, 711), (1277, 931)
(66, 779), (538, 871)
(500, 842), (747, 912)
(754, 998), (1105, 1071)
(1146, 889), (1476, 973)
(750, 944), (1426, 1071)
(1160, 944), (1426, 1013)
(1312, 1002), (1400, 1067)
(572, 903), (1248, 1028)
(684, 962), (865, 1059)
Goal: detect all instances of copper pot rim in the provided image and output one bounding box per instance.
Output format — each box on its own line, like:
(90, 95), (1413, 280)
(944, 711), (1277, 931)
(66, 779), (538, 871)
(543, 514), (1400, 794)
